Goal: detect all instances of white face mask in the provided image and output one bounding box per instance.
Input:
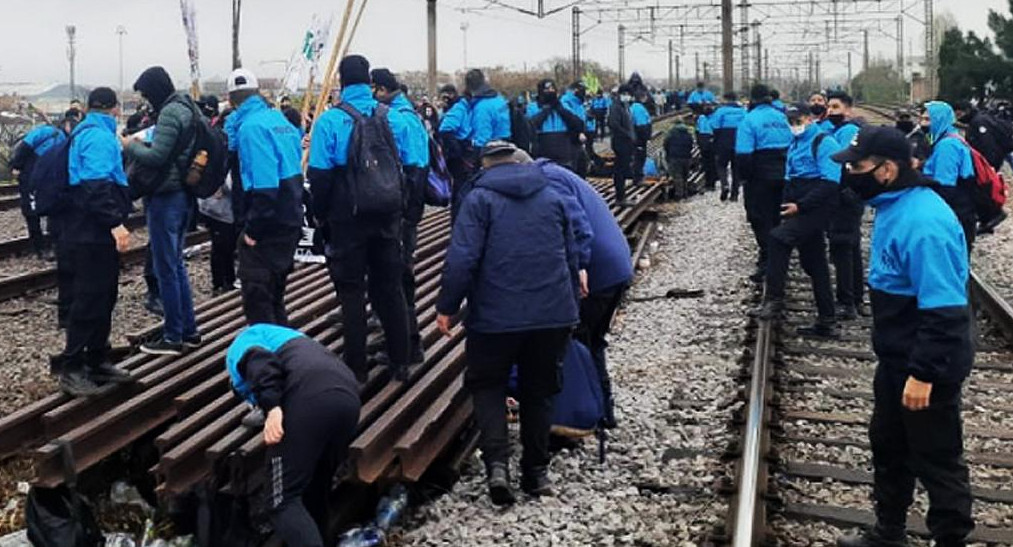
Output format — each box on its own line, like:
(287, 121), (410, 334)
(790, 124), (807, 137)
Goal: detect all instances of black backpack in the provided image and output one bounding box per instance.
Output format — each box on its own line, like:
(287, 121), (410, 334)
(337, 102), (404, 216)
(180, 100), (229, 198)
(31, 129), (85, 216)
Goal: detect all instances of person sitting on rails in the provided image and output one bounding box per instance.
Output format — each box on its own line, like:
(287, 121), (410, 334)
(436, 140), (583, 506)
(920, 101), (979, 253)
(831, 125), (974, 547)
(526, 78), (587, 172)
(225, 324), (360, 547)
(53, 87), (134, 396)
(749, 103), (841, 339)
(710, 92), (747, 202)
(608, 86), (637, 209)
(825, 91), (867, 320)
(736, 83), (792, 284)
(226, 68), (305, 327)
(126, 66), (202, 356)
(307, 55), (412, 384)
(371, 67), (431, 366)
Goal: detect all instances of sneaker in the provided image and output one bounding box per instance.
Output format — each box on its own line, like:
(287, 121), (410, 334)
(183, 332), (203, 349)
(748, 300), (784, 320)
(837, 528), (908, 547)
(140, 338), (184, 356)
(720, 190), (729, 202)
(487, 463), (516, 506)
(390, 365), (409, 383)
(144, 297), (164, 317)
(797, 322), (840, 339)
(60, 370), (104, 397)
(88, 361), (133, 384)
(520, 467), (554, 497)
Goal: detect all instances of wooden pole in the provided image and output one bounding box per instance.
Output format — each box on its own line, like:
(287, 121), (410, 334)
(304, 0), (358, 169)
(341, 0), (370, 59)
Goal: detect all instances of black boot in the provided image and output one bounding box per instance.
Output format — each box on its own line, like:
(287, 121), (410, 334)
(58, 354), (103, 397)
(520, 466), (553, 497)
(720, 189), (728, 201)
(836, 303), (858, 321)
(748, 266), (766, 283)
(837, 527), (908, 547)
(487, 462), (516, 506)
(86, 349), (133, 384)
(797, 320), (840, 339)
(748, 299), (785, 320)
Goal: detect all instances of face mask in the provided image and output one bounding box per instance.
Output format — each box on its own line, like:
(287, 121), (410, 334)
(539, 91), (557, 103)
(844, 163), (887, 201)
(828, 114), (845, 127)
(810, 104), (827, 117)
(896, 121), (915, 133)
(620, 94), (632, 103)
(790, 125), (807, 137)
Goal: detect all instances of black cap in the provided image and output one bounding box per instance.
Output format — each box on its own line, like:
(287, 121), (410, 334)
(370, 68), (399, 91)
(339, 55), (371, 87)
(831, 126), (912, 164)
(785, 102), (811, 120)
(87, 87), (119, 110)
(480, 140), (517, 158)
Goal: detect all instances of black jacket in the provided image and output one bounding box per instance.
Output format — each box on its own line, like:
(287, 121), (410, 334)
(607, 99), (636, 151)
(241, 336), (359, 412)
(967, 112), (1012, 170)
(663, 126), (694, 161)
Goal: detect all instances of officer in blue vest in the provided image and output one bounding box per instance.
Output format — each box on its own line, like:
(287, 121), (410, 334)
(590, 90), (611, 140)
(808, 91), (833, 133)
(226, 324), (360, 547)
(437, 83), (473, 190)
(826, 91), (867, 319)
(751, 104), (841, 337)
(736, 84), (792, 282)
(921, 101), (978, 251)
(630, 91), (652, 184)
(526, 79), (586, 171)
(710, 92), (746, 201)
(831, 126), (974, 547)
(696, 105), (718, 192)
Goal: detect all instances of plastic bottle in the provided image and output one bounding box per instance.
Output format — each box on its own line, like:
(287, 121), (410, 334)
(336, 527), (384, 547)
(185, 150), (208, 186)
(375, 483), (409, 531)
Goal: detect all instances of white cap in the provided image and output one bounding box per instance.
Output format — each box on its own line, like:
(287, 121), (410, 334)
(227, 68), (259, 93)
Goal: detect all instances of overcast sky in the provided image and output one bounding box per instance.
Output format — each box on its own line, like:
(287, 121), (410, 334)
(0, 0), (1007, 89)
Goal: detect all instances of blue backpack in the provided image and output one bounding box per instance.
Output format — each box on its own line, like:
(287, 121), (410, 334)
(508, 339), (606, 434)
(30, 129), (85, 216)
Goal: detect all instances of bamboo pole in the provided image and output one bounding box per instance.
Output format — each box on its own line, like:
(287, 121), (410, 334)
(341, 0), (370, 58)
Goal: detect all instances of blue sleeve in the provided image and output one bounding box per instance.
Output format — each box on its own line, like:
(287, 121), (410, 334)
(387, 109), (414, 166)
(818, 135), (843, 183)
(470, 103), (492, 148)
(75, 132), (124, 183)
(928, 140), (965, 185)
(526, 102), (539, 120)
(437, 191), (489, 316)
(563, 97), (586, 122)
(238, 124), (282, 240)
(308, 112), (341, 169)
(735, 117), (755, 154)
(439, 103), (464, 135)
(711, 109), (724, 129)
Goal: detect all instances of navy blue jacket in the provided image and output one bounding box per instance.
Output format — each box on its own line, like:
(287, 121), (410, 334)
(866, 170), (972, 384)
(231, 95), (304, 241)
(538, 160), (634, 293)
(735, 102), (791, 181)
(226, 324), (359, 411)
(10, 125), (66, 189)
(66, 113), (132, 245)
(437, 162), (580, 333)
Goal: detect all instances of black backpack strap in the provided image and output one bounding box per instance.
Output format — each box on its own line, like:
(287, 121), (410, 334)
(811, 132), (827, 161)
(336, 101), (365, 123)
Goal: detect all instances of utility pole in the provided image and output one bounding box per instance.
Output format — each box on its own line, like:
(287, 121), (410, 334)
(925, 0), (935, 98)
(676, 55), (681, 89)
(807, 50), (813, 91)
(816, 59), (821, 90)
(618, 25), (626, 81)
(739, 0), (749, 91)
(116, 26), (127, 95)
(764, 48), (769, 81)
(461, 22), (469, 69)
(721, 0), (733, 92)
(753, 23), (761, 84)
(572, 7), (581, 81)
(232, 0), (242, 69)
(66, 25), (76, 101)
(695, 51), (700, 82)
(863, 29), (870, 72)
(896, 14), (904, 80)
(847, 51), (853, 95)
(427, 0), (437, 98)
(703, 61), (709, 82)
(667, 39), (674, 89)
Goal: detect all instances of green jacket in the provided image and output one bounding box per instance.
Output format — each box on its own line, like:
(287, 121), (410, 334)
(125, 92), (196, 195)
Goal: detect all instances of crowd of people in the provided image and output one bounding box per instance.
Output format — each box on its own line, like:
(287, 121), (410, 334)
(10, 51), (1013, 544)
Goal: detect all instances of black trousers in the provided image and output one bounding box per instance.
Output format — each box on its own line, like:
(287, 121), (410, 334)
(237, 229), (300, 326)
(465, 328), (570, 472)
(50, 218), (73, 328)
(267, 390), (360, 547)
(766, 218), (835, 321)
(612, 142), (634, 204)
(19, 187), (47, 255)
(594, 113), (607, 139)
(577, 286), (625, 426)
(64, 243), (119, 369)
(743, 178), (785, 270)
(204, 216), (237, 291)
(700, 144), (718, 190)
(632, 140), (648, 183)
(870, 367), (973, 544)
(715, 148), (739, 197)
(327, 216), (410, 376)
(399, 219), (421, 354)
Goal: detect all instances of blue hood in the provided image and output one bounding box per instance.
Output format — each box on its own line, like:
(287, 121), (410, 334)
(926, 101), (957, 143)
(476, 162), (549, 198)
(341, 83), (377, 116)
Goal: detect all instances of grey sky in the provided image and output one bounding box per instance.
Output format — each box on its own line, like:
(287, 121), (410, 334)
(0, 0), (1007, 89)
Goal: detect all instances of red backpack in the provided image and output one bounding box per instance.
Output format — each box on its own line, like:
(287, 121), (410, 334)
(944, 134), (1008, 214)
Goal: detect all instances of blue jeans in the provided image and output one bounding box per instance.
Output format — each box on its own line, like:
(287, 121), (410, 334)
(147, 190), (197, 342)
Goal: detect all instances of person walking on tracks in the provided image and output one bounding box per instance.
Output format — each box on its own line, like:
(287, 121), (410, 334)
(226, 68), (305, 327)
(307, 55), (412, 384)
(436, 141), (581, 505)
(226, 324), (360, 547)
(608, 86), (636, 208)
(750, 103), (841, 338)
(710, 92), (746, 201)
(831, 126), (974, 547)
(54, 88), (134, 396)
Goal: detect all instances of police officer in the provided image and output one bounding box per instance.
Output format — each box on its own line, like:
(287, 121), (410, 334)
(750, 104), (840, 338)
(56, 88), (134, 396)
(826, 91), (867, 319)
(630, 92), (652, 185)
(436, 83), (472, 192)
(526, 79), (586, 171)
(710, 92), (746, 201)
(921, 101), (978, 251)
(590, 90), (610, 140)
(808, 91), (833, 133)
(465, 69), (511, 155)
(831, 126), (974, 547)
(307, 55), (412, 383)
(696, 105), (718, 192)
(371, 68), (430, 365)
(736, 84), (792, 283)
(226, 324), (360, 547)
(687, 81), (715, 112)
(226, 69), (304, 327)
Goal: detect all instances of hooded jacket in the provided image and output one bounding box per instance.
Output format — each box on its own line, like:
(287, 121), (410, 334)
(663, 124), (694, 161)
(438, 97), (472, 159)
(437, 161), (579, 333)
(607, 96), (636, 151)
(10, 125), (66, 190)
(468, 85), (511, 149)
(865, 169), (972, 384)
(308, 83), (410, 223)
(922, 102), (976, 223)
(66, 113), (132, 244)
(783, 123), (841, 214)
(230, 95), (304, 241)
(965, 110), (1012, 169)
(735, 102), (792, 181)
(387, 91), (431, 223)
(124, 91), (197, 195)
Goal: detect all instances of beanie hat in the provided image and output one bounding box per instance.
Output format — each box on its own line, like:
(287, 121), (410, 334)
(370, 68), (399, 92)
(339, 55), (371, 87)
(133, 66), (176, 108)
(87, 87), (119, 110)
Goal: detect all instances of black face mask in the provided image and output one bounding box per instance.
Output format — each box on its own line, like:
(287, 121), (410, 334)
(810, 104), (827, 117)
(539, 91), (558, 104)
(844, 163), (888, 201)
(828, 113), (846, 127)
(896, 120), (915, 133)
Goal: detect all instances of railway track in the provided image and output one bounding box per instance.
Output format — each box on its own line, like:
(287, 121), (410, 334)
(0, 214), (147, 260)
